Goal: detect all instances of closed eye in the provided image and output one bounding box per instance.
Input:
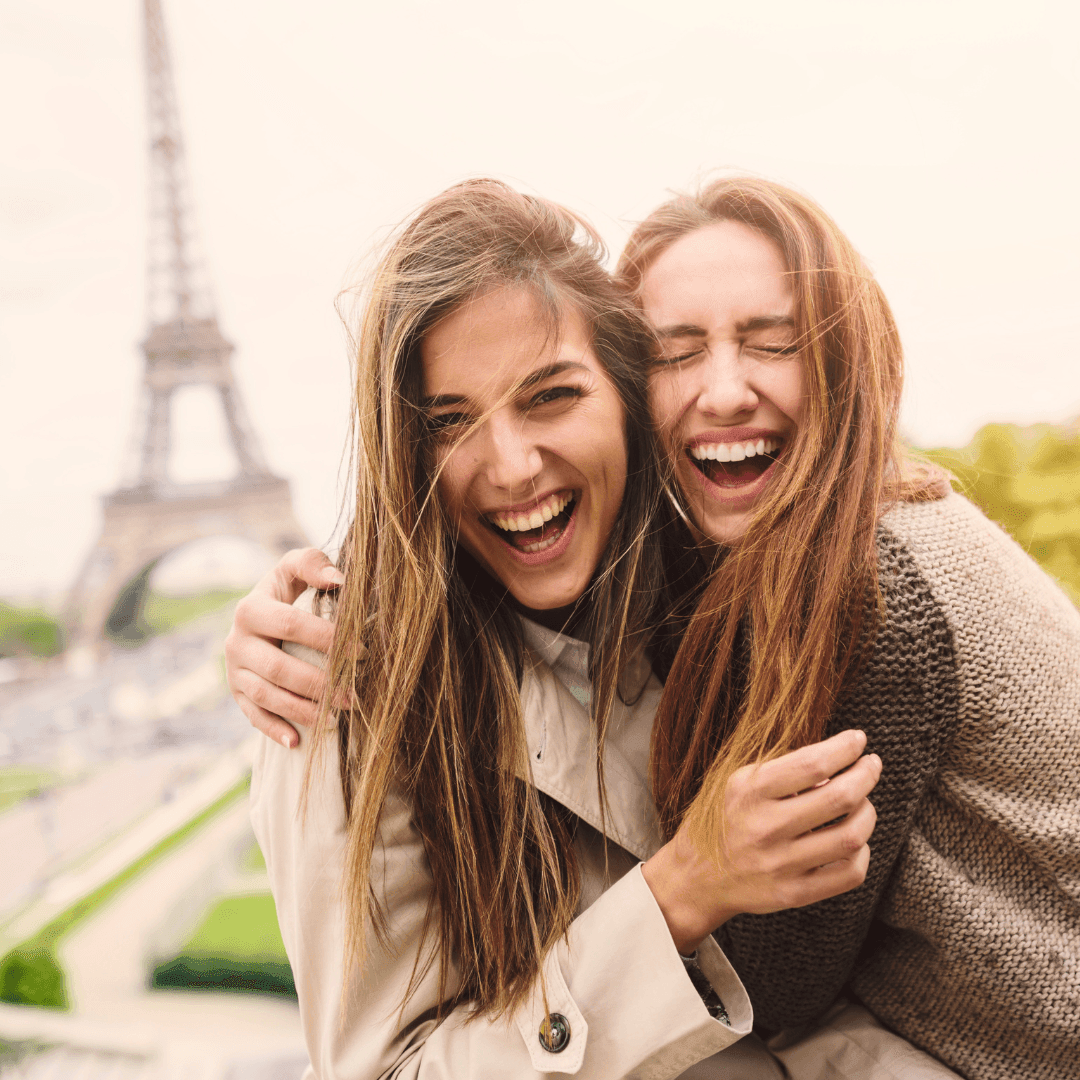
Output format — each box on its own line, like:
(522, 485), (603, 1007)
(651, 349), (704, 368)
(746, 343), (799, 358)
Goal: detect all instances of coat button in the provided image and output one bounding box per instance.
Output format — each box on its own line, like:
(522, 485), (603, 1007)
(538, 1012), (571, 1053)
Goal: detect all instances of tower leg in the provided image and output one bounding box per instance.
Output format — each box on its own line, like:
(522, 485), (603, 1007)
(140, 388), (172, 486)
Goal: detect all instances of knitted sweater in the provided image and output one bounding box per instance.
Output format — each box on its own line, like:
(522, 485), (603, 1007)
(716, 492), (1080, 1080)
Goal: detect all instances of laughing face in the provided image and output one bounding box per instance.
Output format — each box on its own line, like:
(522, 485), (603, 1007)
(421, 286), (628, 613)
(641, 220), (807, 546)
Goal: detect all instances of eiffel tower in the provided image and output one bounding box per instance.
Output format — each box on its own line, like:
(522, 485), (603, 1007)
(66, 0), (307, 649)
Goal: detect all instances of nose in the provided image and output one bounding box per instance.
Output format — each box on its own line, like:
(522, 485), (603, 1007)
(694, 344), (759, 420)
(480, 410), (544, 493)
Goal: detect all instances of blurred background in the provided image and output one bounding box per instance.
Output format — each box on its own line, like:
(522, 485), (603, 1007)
(1, 0), (1078, 1075)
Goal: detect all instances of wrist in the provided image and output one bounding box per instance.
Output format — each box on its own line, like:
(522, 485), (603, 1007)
(641, 848), (712, 955)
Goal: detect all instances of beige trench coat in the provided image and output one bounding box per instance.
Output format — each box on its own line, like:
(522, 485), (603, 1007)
(250, 603), (960, 1080)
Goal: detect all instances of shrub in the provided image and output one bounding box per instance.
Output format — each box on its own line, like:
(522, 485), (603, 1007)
(0, 943), (67, 1009)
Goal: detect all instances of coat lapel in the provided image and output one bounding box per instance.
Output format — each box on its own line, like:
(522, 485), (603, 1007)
(519, 622), (665, 862)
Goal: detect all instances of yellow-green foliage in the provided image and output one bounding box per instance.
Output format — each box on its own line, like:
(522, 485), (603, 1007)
(922, 422), (1080, 605)
(0, 603), (63, 658)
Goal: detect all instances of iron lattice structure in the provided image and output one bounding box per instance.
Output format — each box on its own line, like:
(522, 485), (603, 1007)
(67, 0), (307, 647)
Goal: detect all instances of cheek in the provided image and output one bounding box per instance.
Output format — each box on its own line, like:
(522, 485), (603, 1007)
(647, 373), (684, 449)
(586, 392), (629, 520)
(433, 448), (469, 525)
(602, 435), (629, 513)
(776, 362), (808, 426)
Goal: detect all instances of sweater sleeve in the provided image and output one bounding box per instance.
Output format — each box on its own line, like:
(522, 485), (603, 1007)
(715, 527), (960, 1033)
(248, 592), (752, 1079)
(847, 494), (1080, 1080)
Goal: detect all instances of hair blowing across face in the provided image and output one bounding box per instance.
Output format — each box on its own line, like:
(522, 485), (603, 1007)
(616, 176), (948, 846)
(317, 179), (666, 1019)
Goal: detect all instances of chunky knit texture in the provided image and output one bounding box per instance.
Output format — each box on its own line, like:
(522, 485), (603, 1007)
(717, 493), (1080, 1080)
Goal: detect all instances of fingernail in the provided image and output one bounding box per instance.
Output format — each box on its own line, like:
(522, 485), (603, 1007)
(870, 754), (882, 769)
(324, 568), (345, 586)
(282, 733), (295, 749)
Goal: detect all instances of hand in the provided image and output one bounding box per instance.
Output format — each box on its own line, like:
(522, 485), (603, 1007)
(642, 730), (881, 954)
(224, 548), (342, 748)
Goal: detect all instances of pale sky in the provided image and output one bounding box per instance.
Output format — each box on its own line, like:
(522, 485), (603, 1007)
(2, 0), (1078, 598)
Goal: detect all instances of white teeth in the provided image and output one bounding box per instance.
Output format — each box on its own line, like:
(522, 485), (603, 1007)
(489, 491), (573, 533)
(521, 533), (560, 554)
(690, 438), (782, 462)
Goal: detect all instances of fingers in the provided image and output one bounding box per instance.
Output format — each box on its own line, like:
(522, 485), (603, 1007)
(239, 636), (327, 699)
(225, 612), (328, 700)
(779, 752), (882, 837)
(232, 592), (336, 654)
(755, 729), (868, 799)
(273, 548), (344, 604)
(762, 801), (877, 911)
(791, 842), (873, 908)
(231, 663), (323, 729)
(787, 797), (878, 875)
(234, 690), (301, 749)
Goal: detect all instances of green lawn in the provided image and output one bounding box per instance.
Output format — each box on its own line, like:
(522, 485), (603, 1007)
(183, 894), (287, 958)
(240, 840), (267, 872)
(0, 767), (56, 813)
(151, 893), (295, 998)
(0, 776), (251, 1009)
(143, 588), (249, 635)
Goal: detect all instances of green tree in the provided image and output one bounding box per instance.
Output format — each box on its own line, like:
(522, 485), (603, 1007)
(923, 422), (1080, 604)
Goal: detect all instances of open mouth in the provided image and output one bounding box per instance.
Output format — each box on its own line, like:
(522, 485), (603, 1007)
(687, 437), (783, 488)
(485, 490), (578, 554)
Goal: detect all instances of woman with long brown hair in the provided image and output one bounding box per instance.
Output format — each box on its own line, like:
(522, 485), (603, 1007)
(244, 178), (892, 1079)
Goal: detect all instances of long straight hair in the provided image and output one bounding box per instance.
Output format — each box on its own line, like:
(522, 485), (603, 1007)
(616, 176), (947, 844)
(317, 180), (666, 1018)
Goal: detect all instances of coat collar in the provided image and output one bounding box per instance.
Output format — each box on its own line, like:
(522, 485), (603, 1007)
(519, 619), (666, 862)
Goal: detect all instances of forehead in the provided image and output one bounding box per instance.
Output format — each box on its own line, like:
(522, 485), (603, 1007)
(420, 286), (595, 398)
(640, 220), (792, 329)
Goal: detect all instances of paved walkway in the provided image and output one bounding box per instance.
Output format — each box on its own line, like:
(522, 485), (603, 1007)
(1, 773), (307, 1078)
(1, 612), (308, 1077)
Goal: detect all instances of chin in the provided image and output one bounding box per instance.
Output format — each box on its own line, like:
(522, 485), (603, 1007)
(704, 520), (750, 546)
(508, 575), (589, 613)
(687, 506), (754, 547)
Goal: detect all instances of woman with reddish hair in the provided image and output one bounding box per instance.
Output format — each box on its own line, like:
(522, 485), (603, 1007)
(616, 177), (1079, 1078)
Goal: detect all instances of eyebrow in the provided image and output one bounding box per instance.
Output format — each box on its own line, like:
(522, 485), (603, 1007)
(421, 360), (590, 409)
(737, 315), (795, 333)
(655, 323), (707, 341)
(655, 315), (795, 339)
